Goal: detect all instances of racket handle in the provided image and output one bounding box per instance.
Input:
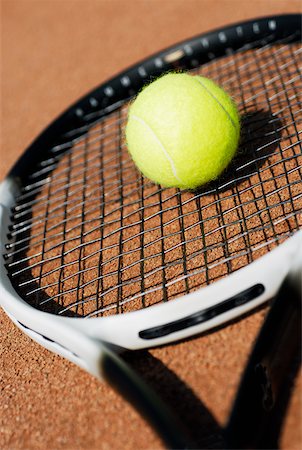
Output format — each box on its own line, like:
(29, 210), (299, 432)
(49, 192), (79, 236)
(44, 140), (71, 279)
(225, 256), (301, 449)
(101, 348), (195, 449)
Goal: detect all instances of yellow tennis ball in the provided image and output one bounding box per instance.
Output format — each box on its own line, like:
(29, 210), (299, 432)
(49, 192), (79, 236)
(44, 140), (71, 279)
(125, 73), (240, 190)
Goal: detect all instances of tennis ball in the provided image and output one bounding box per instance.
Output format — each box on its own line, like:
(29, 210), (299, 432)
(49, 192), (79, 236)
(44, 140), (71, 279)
(125, 73), (240, 190)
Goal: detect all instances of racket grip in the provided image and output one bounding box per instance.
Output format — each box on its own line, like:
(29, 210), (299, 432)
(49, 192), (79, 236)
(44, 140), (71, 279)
(101, 349), (195, 449)
(225, 257), (301, 449)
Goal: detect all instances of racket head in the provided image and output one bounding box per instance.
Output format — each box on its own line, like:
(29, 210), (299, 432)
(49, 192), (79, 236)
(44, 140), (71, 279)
(1, 15), (301, 366)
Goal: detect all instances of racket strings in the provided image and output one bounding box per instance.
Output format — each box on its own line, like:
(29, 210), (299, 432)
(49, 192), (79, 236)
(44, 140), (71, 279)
(268, 57), (301, 234)
(5, 171), (300, 260)
(241, 48), (284, 245)
(6, 135), (302, 252)
(7, 178), (301, 277)
(4, 38), (302, 317)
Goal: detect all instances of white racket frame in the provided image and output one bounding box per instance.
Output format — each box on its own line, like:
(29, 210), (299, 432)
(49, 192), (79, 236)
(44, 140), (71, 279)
(1, 176), (301, 378)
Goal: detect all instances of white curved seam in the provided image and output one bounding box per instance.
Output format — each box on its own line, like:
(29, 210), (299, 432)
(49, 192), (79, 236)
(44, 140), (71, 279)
(130, 114), (183, 184)
(195, 78), (237, 130)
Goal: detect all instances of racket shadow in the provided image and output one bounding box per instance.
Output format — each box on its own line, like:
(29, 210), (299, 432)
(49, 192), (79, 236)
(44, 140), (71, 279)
(123, 348), (225, 449)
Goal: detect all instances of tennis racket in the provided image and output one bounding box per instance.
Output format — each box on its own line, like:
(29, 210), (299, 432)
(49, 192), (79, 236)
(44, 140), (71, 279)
(1, 14), (301, 448)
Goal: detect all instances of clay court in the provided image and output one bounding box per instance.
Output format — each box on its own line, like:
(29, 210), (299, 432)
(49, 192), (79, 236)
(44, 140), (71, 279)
(1, 1), (301, 449)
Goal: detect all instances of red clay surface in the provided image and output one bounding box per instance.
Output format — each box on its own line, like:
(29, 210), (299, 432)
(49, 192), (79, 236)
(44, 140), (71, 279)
(1, 1), (301, 449)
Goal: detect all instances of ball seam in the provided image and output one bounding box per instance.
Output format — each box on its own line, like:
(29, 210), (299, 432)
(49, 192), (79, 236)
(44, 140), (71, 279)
(129, 114), (183, 184)
(195, 77), (237, 131)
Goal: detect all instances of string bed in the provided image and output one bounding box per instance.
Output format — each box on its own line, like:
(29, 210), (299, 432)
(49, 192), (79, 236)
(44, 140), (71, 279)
(4, 34), (302, 318)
